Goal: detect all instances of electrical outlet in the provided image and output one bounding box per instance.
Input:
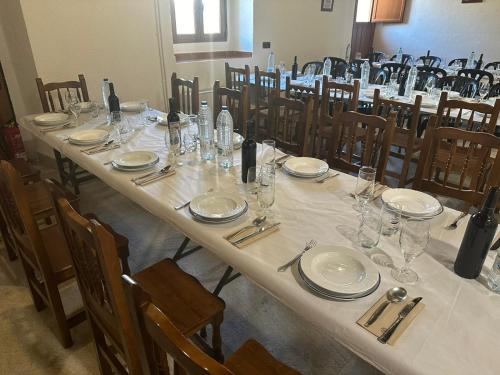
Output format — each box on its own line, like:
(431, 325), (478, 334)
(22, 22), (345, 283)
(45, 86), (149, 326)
(262, 42), (271, 49)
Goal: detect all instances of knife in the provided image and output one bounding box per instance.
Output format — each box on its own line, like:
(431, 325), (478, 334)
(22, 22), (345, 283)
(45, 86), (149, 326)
(491, 236), (500, 251)
(377, 297), (422, 344)
(232, 223), (281, 245)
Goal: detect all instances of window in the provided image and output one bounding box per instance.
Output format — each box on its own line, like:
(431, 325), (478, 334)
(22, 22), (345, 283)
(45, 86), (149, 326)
(171, 0), (227, 44)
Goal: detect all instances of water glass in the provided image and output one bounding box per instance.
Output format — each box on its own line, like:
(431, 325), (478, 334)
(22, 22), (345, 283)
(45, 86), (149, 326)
(183, 115), (198, 153)
(345, 72), (353, 84)
(257, 164), (275, 214)
(279, 61), (286, 79)
(381, 202), (402, 236)
(245, 166), (259, 195)
(487, 250), (500, 292)
(138, 101), (149, 126)
(261, 139), (276, 166)
(65, 92), (82, 121)
(425, 78), (435, 94)
(391, 218), (430, 284)
(479, 82), (490, 102)
(90, 102), (100, 118)
(357, 205), (382, 249)
(353, 166), (376, 211)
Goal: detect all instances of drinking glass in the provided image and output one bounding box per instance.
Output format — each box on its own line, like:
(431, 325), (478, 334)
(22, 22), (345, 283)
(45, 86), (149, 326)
(424, 78), (435, 94)
(138, 101), (149, 126)
(391, 218), (430, 284)
(257, 164), (275, 214)
(381, 202), (402, 236)
(479, 82), (490, 102)
(184, 115), (198, 152)
(345, 71), (353, 84)
(353, 166), (376, 211)
(279, 61), (286, 79)
(245, 166), (259, 195)
(89, 102), (100, 118)
(261, 139), (276, 166)
(357, 205), (382, 249)
(65, 92), (82, 122)
(389, 73), (398, 96)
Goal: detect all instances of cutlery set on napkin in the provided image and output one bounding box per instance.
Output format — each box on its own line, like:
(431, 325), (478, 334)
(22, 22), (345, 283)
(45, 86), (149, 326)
(131, 166), (175, 186)
(81, 140), (120, 155)
(350, 182), (389, 201)
(224, 221), (281, 248)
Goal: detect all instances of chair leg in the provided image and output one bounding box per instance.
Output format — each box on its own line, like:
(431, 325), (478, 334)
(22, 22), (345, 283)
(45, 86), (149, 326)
(399, 150), (412, 188)
(68, 160), (80, 195)
(44, 276), (73, 348)
(211, 313), (224, 362)
(19, 256), (46, 312)
(88, 319), (114, 375)
(0, 216), (17, 261)
(53, 150), (67, 186)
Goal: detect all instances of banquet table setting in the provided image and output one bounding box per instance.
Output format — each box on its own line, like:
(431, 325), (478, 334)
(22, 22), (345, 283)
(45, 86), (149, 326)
(18, 108), (500, 375)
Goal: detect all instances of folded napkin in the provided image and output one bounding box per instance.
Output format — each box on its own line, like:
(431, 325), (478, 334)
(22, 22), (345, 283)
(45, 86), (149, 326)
(82, 144), (120, 155)
(357, 293), (425, 346)
(224, 223), (280, 249)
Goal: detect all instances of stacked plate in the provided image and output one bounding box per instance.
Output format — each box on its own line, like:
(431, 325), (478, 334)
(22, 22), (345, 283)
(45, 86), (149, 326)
(189, 191), (248, 224)
(111, 151), (159, 172)
(381, 188), (443, 218)
(68, 129), (109, 146)
(298, 245), (381, 301)
(33, 113), (70, 127)
(283, 157), (329, 178)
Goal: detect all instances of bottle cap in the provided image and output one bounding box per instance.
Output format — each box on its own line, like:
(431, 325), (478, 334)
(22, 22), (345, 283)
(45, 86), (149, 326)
(222, 105), (229, 111)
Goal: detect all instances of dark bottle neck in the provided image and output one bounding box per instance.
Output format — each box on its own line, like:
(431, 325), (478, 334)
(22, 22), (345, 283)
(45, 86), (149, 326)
(481, 187), (499, 213)
(109, 83), (115, 95)
(246, 121), (255, 141)
(294, 56), (297, 64)
(169, 98), (177, 113)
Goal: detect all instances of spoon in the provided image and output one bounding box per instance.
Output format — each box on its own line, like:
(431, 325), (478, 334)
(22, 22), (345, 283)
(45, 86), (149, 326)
(227, 216), (267, 241)
(364, 287), (407, 327)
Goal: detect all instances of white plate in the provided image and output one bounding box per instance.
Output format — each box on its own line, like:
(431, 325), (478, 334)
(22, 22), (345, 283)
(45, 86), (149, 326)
(190, 192), (247, 220)
(157, 113), (189, 126)
(214, 131), (245, 150)
(113, 151), (159, 168)
(283, 157), (329, 177)
(381, 188), (443, 217)
(189, 202), (248, 224)
(33, 113), (70, 126)
(120, 101), (146, 112)
(300, 245), (380, 295)
(69, 129), (109, 145)
(111, 161), (158, 172)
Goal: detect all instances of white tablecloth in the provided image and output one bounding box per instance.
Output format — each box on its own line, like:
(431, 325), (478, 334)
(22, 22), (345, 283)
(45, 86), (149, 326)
(19, 113), (500, 375)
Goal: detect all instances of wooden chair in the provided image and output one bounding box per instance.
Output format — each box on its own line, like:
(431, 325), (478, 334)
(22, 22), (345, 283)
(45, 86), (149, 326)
(326, 103), (396, 183)
(435, 91), (500, 133)
(418, 56), (441, 67)
(301, 61), (323, 75)
(213, 81), (250, 137)
(171, 73), (200, 115)
(254, 67), (281, 140)
(449, 58), (468, 69)
(373, 89), (423, 187)
(122, 275), (301, 375)
(458, 69), (495, 86)
(267, 95), (313, 157)
(414, 116), (500, 209)
(485, 62), (500, 70)
(382, 63), (410, 83)
(55, 197), (226, 373)
(0, 160), (85, 348)
(225, 63), (250, 91)
(437, 76), (479, 98)
(315, 77), (360, 158)
(323, 57), (347, 77)
(390, 54), (413, 66)
(417, 66), (447, 79)
(36, 74), (92, 194)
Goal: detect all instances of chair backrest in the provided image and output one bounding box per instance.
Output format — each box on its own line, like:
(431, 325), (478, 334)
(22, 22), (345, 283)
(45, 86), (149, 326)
(349, 59), (365, 79)
(418, 66), (447, 79)
(435, 91), (500, 133)
(267, 95), (313, 156)
(382, 63), (410, 83)
(213, 81), (250, 137)
(224, 63), (250, 91)
(254, 66), (281, 108)
(55, 196), (142, 374)
(485, 62), (500, 70)
(320, 76), (360, 114)
(326, 104), (396, 183)
(324, 57), (348, 77)
(418, 55), (441, 67)
(488, 83), (500, 99)
(122, 275), (232, 375)
(301, 61), (323, 75)
(413, 71), (438, 91)
(373, 89), (422, 137)
(449, 58), (468, 68)
(391, 53), (413, 66)
(36, 74), (89, 113)
(369, 68), (388, 85)
(368, 52), (385, 64)
(171, 73), (200, 115)
(458, 69), (494, 85)
(438, 76), (479, 98)
(414, 116), (500, 208)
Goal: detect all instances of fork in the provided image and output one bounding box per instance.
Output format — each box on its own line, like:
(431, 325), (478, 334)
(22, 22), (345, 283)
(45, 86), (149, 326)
(277, 240), (318, 272)
(445, 211), (467, 230)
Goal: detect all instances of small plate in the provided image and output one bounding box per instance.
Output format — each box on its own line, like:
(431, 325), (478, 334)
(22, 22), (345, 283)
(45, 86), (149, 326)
(111, 161), (158, 172)
(189, 202), (248, 224)
(69, 129), (109, 145)
(113, 151), (159, 168)
(283, 157), (329, 178)
(33, 113), (70, 126)
(381, 188), (443, 217)
(190, 191), (247, 220)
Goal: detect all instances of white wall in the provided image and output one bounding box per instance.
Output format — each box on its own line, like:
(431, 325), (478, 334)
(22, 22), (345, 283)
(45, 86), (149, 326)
(373, 0), (500, 63)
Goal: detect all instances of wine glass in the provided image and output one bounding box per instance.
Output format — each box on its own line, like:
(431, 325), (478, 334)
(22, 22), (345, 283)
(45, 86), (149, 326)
(65, 91), (82, 123)
(479, 82), (490, 102)
(353, 166), (376, 211)
(257, 164), (275, 216)
(391, 218), (430, 284)
(424, 78), (435, 95)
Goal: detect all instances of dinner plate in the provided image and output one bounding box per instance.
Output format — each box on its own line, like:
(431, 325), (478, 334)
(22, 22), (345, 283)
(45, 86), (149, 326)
(157, 113), (189, 126)
(111, 161), (158, 172)
(283, 157), (329, 178)
(381, 188), (443, 217)
(68, 129), (109, 145)
(120, 101), (146, 112)
(190, 192), (247, 220)
(189, 202), (248, 224)
(214, 131), (245, 150)
(33, 113), (70, 126)
(299, 245), (380, 296)
(112, 151), (159, 169)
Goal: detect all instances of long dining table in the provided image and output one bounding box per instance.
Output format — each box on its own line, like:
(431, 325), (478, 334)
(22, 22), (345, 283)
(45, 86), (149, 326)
(20, 110), (500, 375)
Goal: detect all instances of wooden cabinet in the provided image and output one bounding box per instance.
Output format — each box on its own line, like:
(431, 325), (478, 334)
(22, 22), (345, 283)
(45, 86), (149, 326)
(371, 0), (406, 23)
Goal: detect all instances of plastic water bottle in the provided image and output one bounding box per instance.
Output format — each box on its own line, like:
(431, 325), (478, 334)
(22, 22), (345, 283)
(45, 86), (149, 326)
(466, 51), (476, 69)
(101, 78), (110, 113)
(198, 101), (215, 161)
(361, 61), (370, 89)
(216, 106), (234, 169)
(396, 47), (403, 64)
(267, 52), (276, 73)
(323, 58), (332, 76)
(404, 63), (418, 98)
